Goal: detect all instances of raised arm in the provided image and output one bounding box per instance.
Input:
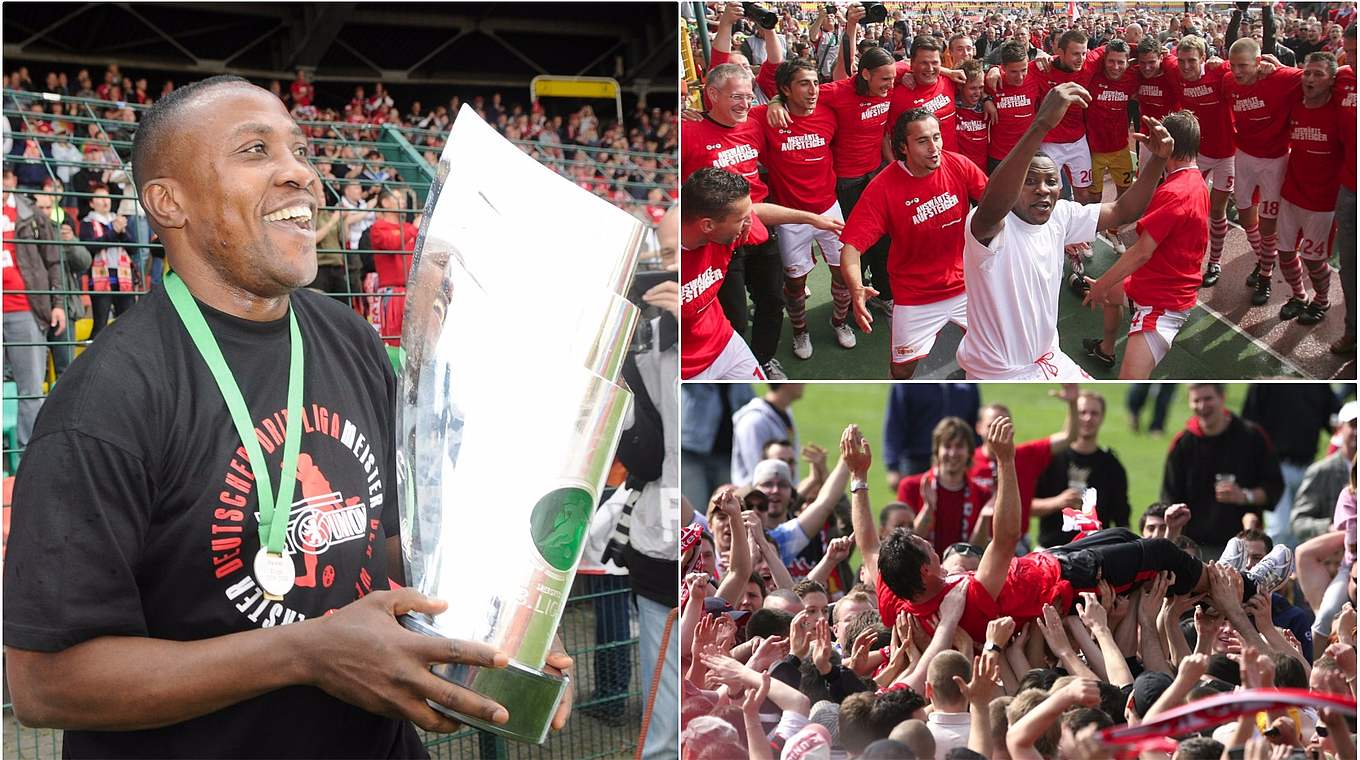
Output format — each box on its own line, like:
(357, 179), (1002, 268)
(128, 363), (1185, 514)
(1047, 383), (1080, 455)
(976, 415), (1020, 602)
(970, 82), (1091, 245)
(1007, 678), (1101, 759)
(753, 201), (846, 232)
(836, 4), (866, 80)
(1095, 115), (1172, 231)
(714, 488), (755, 606)
(796, 456), (851, 540)
(713, 1), (742, 55)
(842, 424), (880, 588)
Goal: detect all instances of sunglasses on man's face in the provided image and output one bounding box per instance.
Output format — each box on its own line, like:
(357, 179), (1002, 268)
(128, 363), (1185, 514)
(745, 496), (770, 512)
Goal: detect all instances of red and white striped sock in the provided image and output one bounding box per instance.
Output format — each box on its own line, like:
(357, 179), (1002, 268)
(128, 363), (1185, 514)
(1243, 220), (1263, 261)
(1209, 216), (1229, 265)
(830, 280), (852, 325)
(1278, 250), (1308, 299)
(784, 281), (808, 333)
(1305, 258), (1332, 308)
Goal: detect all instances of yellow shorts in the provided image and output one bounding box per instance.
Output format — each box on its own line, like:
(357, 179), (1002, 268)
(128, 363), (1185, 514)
(1092, 149), (1134, 189)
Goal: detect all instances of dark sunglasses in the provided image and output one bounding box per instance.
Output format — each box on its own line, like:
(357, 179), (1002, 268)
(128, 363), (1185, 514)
(944, 542), (983, 559)
(744, 495), (770, 512)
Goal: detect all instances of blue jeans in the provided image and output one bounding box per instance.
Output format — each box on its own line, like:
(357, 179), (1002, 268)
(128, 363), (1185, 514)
(636, 594), (677, 760)
(585, 574), (632, 706)
(1266, 461), (1306, 549)
(680, 449), (729, 514)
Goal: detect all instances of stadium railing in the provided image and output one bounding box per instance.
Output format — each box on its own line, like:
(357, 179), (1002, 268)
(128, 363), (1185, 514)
(2, 86), (665, 759)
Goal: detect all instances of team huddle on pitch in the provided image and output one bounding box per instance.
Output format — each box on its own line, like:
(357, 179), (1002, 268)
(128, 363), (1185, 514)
(680, 4), (1356, 381)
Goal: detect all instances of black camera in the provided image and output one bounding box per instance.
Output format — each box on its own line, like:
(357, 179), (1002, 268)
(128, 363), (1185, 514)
(863, 2), (889, 24)
(626, 269), (677, 354)
(742, 2), (779, 30)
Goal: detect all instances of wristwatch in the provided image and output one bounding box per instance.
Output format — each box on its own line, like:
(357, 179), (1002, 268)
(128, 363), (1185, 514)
(983, 641), (1003, 654)
(850, 478), (869, 494)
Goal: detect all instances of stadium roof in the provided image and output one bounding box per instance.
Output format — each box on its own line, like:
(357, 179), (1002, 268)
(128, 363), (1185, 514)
(3, 2), (677, 94)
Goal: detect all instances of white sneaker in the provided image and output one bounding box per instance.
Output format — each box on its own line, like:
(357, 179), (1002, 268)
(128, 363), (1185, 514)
(792, 331), (813, 359)
(762, 359), (788, 380)
(1099, 231), (1126, 254)
(831, 320), (856, 349)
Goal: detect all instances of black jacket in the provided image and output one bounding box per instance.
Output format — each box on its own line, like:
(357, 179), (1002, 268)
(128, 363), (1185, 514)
(1161, 413), (1284, 548)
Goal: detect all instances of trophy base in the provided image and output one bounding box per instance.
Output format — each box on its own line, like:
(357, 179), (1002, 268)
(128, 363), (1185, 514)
(399, 614), (568, 745)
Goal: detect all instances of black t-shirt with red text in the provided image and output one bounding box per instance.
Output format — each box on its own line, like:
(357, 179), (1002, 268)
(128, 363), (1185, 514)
(3, 285), (425, 758)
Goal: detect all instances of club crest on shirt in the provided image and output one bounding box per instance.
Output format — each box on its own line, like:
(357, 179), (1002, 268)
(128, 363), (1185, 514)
(208, 404), (387, 630)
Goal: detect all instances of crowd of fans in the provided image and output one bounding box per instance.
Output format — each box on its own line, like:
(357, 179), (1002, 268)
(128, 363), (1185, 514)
(680, 381), (1357, 759)
(2, 62), (677, 450)
(4, 63), (677, 227)
(680, 1), (1356, 382)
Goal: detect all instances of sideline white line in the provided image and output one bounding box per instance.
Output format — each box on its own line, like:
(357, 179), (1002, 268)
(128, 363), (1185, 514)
(1194, 300), (1310, 378)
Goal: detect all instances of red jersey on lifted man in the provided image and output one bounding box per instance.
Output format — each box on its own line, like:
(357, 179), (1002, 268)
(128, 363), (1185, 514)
(877, 553), (1072, 644)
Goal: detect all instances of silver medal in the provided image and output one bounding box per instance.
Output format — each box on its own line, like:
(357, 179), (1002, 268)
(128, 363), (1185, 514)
(253, 548), (295, 600)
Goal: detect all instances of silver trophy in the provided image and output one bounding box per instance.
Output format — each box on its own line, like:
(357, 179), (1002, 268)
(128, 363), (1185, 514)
(395, 105), (647, 744)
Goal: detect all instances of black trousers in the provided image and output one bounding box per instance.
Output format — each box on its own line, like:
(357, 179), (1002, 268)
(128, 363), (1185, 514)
(717, 232), (784, 365)
(89, 293), (136, 339)
(1047, 528), (1204, 599)
(836, 166), (893, 303)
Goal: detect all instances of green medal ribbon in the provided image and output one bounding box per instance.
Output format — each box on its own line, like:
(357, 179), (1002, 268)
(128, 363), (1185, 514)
(164, 272), (304, 557)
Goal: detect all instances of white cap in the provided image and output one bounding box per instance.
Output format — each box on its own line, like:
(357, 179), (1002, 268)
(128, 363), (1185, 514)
(1340, 401), (1359, 425)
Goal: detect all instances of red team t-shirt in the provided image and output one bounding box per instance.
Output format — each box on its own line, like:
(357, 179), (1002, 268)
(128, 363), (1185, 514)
(1030, 48), (1105, 144)
(1135, 57), (1182, 121)
(1125, 167), (1211, 311)
(1336, 66), (1357, 192)
(954, 103), (990, 170)
(2, 196), (29, 314)
(1282, 97), (1346, 213)
(988, 70), (1045, 160)
(877, 553), (1071, 643)
(680, 235), (743, 379)
(1169, 60), (1236, 159)
(680, 115), (770, 244)
(1086, 65), (1139, 154)
(681, 115), (769, 202)
(896, 473), (994, 557)
(887, 75), (959, 152)
(1222, 67), (1304, 158)
(749, 102), (839, 213)
(820, 61), (912, 178)
(968, 438), (1053, 527)
(839, 153), (988, 305)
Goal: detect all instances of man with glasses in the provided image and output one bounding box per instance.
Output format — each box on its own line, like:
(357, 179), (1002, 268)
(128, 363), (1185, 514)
(748, 452), (849, 572)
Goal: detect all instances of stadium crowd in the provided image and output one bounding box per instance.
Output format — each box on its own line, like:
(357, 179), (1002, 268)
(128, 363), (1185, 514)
(680, 381), (1357, 759)
(680, 2), (1356, 381)
(3, 62), (676, 447)
(4, 63), (677, 225)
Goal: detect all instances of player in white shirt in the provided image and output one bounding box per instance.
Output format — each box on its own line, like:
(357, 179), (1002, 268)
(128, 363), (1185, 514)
(958, 83), (1174, 380)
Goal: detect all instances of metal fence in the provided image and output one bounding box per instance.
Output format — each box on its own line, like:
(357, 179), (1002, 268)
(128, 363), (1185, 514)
(1, 87), (674, 468)
(2, 88), (666, 757)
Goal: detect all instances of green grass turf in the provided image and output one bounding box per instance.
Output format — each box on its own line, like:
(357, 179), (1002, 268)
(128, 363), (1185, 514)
(772, 382), (1267, 540)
